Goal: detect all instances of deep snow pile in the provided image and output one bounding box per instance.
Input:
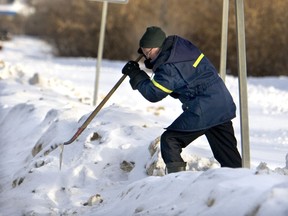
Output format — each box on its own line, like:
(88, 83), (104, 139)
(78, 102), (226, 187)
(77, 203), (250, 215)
(0, 36), (288, 216)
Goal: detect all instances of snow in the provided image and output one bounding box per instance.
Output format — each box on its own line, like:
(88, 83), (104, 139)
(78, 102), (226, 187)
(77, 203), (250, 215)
(0, 36), (288, 216)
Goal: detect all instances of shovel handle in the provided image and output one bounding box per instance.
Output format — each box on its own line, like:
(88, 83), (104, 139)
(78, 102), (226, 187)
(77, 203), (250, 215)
(64, 54), (144, 145)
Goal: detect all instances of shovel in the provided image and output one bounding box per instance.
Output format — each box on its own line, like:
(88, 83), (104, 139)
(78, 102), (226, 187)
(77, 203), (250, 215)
(59, 54), (144, 170)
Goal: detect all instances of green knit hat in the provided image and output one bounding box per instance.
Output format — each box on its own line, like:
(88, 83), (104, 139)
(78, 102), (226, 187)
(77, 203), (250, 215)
(139, 26), (166, 48)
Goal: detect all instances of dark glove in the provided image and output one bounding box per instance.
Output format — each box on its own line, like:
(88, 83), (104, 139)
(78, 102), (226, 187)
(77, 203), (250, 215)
(122, 61), (140, 76)
(144, 59), (154, 69)
(122, 60), (149, 90)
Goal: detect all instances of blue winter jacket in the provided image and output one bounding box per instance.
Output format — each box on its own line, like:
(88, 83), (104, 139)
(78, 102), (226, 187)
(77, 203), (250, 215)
(134, 35), (236, 132)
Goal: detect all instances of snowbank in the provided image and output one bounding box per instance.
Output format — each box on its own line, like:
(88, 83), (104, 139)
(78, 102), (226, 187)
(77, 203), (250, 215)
(0, 36), (288, 216)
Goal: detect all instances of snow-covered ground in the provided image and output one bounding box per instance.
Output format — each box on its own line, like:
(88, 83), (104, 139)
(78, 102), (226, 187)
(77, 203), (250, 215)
(0, 36), (287, 216)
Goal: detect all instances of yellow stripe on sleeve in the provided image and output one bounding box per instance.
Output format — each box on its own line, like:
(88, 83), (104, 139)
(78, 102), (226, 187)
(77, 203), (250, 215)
(193, 53), (204, 68)
(151, 78), (173, 94)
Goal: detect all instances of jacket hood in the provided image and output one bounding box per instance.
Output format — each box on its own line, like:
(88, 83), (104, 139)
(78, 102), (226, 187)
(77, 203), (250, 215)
(153, 35), (201, 70)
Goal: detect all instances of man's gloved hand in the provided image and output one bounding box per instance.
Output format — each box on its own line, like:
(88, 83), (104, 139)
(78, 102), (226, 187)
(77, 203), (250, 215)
(144, 59), (153, 69)
(122, 61), (140, 76)
(122, 60), (149, 90)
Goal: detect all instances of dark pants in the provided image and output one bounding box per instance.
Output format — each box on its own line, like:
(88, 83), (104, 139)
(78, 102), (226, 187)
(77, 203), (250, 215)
(160, 121), (242, 168)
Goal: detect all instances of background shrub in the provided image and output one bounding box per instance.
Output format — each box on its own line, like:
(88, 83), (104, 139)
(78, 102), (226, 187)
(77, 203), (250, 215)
(1, 0), (287, 76)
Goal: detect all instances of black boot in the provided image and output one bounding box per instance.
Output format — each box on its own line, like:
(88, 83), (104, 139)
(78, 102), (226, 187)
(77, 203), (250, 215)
(166, 162), (187, 174)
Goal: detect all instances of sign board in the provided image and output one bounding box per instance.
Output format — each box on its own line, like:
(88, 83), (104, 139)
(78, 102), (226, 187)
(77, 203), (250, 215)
(0, 3), (17, 15)
(0, 1), (33, 16)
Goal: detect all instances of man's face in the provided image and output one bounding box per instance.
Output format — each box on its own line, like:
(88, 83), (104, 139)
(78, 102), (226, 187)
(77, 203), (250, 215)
(141, 47), (160, 60)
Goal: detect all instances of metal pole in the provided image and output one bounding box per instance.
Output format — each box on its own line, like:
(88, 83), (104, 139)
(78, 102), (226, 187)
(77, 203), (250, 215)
(219, 0), (229, 82)
(235, 0), (250, 168)
(93, 1), (108, 106)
